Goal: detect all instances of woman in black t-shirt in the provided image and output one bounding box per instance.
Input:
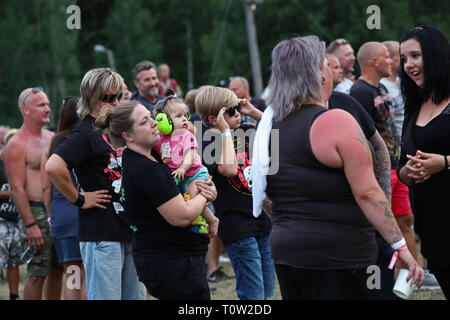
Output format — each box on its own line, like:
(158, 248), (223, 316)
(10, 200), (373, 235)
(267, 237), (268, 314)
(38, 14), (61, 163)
(95, 101), (217, 300)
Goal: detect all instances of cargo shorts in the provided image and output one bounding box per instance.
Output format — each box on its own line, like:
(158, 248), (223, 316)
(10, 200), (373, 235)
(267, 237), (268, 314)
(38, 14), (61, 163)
(21, 202), (62, 277)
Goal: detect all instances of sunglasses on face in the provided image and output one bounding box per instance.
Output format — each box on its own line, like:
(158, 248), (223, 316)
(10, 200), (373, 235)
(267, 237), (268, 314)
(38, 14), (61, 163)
(225, 104), (241, 117)
(99, 91), (123, 103)
(23, 87), (44, 104)
(327, 38), (348, 54)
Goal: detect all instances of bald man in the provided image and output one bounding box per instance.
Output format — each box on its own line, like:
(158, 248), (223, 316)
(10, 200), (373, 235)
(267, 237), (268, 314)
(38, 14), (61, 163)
(229, 76), (266, 126)
(5, 87), (62, 300)
(326, 54), (344, 89)
(350, 43), (418, 299)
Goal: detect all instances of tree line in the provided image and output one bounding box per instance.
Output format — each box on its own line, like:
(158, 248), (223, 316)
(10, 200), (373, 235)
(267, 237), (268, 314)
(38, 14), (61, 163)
(0, 0), (448, 127)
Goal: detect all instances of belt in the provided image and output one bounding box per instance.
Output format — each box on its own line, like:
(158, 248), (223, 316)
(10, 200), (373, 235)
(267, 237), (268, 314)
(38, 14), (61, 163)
(29, 201), (45, 208)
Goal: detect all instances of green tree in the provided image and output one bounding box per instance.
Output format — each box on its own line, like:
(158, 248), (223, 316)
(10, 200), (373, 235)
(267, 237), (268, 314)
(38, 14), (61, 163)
(0, 0), (80, 128)
(102, 0), (163, 88)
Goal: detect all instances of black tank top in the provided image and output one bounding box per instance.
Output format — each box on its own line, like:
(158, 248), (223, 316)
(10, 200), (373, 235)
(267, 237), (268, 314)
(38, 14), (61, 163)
(267, 104), (377, 269)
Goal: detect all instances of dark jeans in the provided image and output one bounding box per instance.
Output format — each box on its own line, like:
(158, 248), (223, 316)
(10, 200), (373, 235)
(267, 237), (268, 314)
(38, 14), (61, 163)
(432, 267), (450, 300)
(275, 264), (379, 300)
(133, 254), (210, 300)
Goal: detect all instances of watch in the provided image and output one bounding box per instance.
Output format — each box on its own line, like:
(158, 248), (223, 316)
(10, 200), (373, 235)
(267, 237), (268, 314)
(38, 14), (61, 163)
(74, 193), (85, 208)
(445, 155), (450, 171)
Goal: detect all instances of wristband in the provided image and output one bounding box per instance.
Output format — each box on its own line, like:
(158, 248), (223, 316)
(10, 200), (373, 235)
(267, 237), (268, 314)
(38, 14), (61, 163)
(388, 238), (408, 269)
(444, 155), (449, 171)
(391, 237), (406, 250)
(221, 131), (231, 138)
(25, 221), (37, 229)
(74, 193), (85, 208)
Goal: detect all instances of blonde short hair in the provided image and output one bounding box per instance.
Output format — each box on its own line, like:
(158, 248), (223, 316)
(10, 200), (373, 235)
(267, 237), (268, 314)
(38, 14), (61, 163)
(78, 68), (124, 119)
(195, 87), (238, 127)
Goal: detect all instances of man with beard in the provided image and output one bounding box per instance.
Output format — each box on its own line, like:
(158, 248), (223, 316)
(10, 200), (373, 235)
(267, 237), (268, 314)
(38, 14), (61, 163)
(326, 38), (356, 94)
(130, 60), (162, 113)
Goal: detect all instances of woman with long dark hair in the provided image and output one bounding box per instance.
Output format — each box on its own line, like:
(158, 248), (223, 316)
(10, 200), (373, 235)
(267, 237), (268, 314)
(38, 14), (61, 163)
(397, 25), (450, 298)
(41, 96), (86, 299)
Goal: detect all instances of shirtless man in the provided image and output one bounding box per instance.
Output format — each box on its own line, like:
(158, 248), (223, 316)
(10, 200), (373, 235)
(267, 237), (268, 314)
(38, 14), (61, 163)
(5, 87), (62, 300)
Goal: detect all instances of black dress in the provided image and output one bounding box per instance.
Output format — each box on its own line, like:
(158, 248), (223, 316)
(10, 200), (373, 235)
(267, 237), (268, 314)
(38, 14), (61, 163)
(398, 103), (450, 291)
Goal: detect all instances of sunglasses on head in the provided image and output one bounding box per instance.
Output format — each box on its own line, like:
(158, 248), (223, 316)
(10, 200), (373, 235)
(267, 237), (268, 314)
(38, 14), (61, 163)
(23, 87), (44, 104)
(99, 91), (123, 103)
(327, 38), (348, 54)
(225, 104), (241, 117)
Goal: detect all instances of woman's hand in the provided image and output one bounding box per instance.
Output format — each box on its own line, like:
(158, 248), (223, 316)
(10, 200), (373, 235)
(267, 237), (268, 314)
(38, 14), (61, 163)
(395, 249), (425, 288)
(406, 150), (446, 183)
(196, 177), (217, 202)
(81, 189), (111, 210)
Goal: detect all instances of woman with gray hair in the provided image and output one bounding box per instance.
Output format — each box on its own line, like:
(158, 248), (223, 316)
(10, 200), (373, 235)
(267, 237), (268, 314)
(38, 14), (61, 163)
(253, 35), (424, 299)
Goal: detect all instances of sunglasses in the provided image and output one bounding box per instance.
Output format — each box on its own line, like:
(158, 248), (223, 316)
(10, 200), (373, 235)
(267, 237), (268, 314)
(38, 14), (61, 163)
(225, 104), (241, 117)
(23, 87), (44, 104)
(99, 91), (123, 103)
(327, 38), (348, 54)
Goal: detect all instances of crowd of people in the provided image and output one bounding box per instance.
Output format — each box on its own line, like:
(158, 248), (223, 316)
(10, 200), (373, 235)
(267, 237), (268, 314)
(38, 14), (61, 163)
(0, 24), (448, 300)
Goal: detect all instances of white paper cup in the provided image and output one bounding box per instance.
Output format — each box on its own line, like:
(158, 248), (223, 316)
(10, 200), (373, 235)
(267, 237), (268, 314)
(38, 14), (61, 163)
(393, 269), (415, 299)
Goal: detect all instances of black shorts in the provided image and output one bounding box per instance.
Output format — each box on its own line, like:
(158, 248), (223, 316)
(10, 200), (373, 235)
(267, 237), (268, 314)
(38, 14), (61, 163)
(133, 254), (210, 300)
(275, 264), (379, 300)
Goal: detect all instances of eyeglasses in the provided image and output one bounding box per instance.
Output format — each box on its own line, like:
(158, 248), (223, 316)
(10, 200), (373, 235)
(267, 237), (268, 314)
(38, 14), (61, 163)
(225, 104), (241, 117)
(155, 95), (178, 112)
(326, 38), (348, 54)
(99, 91), (123, 103)
(23, 87), (44, 104)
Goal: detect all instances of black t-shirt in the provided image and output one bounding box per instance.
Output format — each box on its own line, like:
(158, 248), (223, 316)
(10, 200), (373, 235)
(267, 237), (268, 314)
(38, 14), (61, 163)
(55, 115), (133, 242)
(0, 160), (18, 222)
(251, 97), (267, 112)
(328, 91), (376, 140)
(350, 79), (400, 167)
(122, 148), (209, 257)
(267, 104), (377, 269)
(201, 124), (272, 246)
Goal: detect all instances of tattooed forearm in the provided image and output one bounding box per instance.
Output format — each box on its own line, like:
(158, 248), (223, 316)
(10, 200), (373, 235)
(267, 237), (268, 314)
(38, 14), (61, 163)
(379, 199), (394, 219)
(354, 125), (371, 152)
(369, 131), (391, 202)
(379, 199), (403, 243)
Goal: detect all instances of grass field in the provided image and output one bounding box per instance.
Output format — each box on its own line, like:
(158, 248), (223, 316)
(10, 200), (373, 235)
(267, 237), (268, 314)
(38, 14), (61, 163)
(0, 258), (445, 300)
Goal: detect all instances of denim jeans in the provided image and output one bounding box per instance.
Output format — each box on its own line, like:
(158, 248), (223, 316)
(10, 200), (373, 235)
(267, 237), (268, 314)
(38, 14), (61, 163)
(224, 234), (276, 300)
(80, 241), (146, 300)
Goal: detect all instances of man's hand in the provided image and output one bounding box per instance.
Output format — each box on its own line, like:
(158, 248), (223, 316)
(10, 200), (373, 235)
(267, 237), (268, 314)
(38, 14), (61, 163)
(26, 225), (44, 251)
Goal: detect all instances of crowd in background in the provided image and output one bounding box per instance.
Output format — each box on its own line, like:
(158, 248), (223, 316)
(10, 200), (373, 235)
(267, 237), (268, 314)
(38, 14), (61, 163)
(0, 24), (449, 300)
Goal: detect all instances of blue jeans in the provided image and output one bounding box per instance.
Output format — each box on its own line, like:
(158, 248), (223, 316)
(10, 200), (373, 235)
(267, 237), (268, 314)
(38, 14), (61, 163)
(224, 234), (276, 300)
(80, 241), (146, 300)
